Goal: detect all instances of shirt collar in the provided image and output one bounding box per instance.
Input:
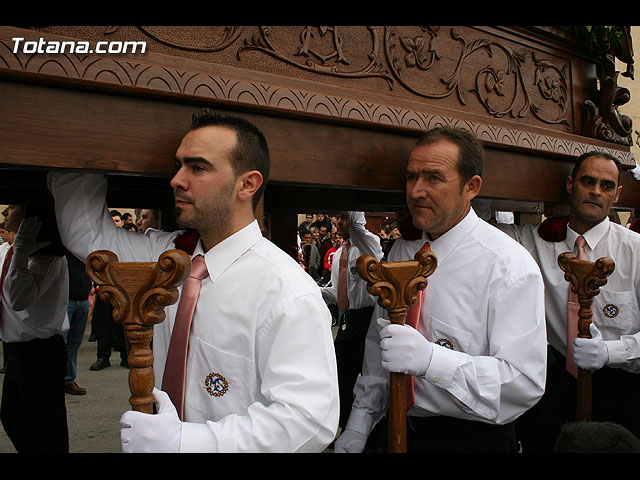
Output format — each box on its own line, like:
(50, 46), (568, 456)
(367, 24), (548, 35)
(421, 207), (479, 264)
(192, 220), (262, 283)
(566, 217), (610, 251)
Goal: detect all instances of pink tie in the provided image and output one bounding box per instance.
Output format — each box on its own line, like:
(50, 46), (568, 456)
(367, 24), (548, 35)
(162, 254), (209, 420)
(566, 235), (588, 378)
(337, 240), (350, 312)
(406, 242), (431, 411)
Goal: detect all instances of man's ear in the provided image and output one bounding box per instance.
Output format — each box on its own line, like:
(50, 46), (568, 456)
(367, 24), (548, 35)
(566, 175), (573, 195)
(465, 174), (482, 200)
(614, 184), (622, 204)
(236, 170), (263, 203)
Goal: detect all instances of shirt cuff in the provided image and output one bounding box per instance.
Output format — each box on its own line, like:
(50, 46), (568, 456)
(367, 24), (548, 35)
(605, 339), (629, 365)
(180, 421), (227, 453)
(344, 408), (377, 437)
(422, 343), (460, 387)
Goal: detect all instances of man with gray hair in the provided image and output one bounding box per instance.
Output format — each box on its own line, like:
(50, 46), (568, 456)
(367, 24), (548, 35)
(335, 127), (547, 453)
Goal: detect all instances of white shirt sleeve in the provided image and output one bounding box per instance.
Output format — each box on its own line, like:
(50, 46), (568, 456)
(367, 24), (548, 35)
(421, 270), (547, 423)
(47, 172), (177, 263)
(347, 211), (383, 260)
(7, 255), (66, 313)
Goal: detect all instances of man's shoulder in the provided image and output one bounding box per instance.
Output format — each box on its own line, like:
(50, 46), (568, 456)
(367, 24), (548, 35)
(472, 220), (542, 272)
(610, 220), (640, 242)
(387, 237), (424, 261)
(250, 237), (319, 286)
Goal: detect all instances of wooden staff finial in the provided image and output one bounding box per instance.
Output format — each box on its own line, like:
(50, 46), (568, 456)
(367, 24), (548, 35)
(356, 248), (437, 453)
(86, 249), (191, 414)
(558, 252), (615, 421)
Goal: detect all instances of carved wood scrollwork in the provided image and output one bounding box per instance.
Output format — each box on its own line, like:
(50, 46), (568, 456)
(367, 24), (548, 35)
(384, 27), (571, 129)
(582, 57), (633, 145)
(238, 26), (394, 87)
(557, 252), (615, 421)
(356, 248), (437, 453)
(4, 26), (634, 152)
(86, 249), (191, 414)
(356, 249), (437, 324)
(558, 253), (615, 337)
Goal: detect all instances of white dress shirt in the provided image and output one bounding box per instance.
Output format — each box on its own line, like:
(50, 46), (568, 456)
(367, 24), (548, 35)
(48, 172), (339, 453)
(346, 208), (547, 436)
(499, 217), (640, 373)
(320, 211), (383, 311)
(0, 246), (68, 343)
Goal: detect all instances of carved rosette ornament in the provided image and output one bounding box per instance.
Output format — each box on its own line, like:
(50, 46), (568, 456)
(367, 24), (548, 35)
(557, 252), (615, 421)
(86, 249), (191, 414)
(356, 248), (437, 453)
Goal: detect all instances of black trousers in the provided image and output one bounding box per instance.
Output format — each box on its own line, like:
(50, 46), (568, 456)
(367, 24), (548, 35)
(1, 335), (69, 453)
(406, 415), (517, 453)
(333, 306), (374, 429)
(516, 346), (640, 453)
(92, 297), (127, 361)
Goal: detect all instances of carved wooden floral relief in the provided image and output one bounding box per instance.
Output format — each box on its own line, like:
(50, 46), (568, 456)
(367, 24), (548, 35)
(0, 25), (633, 154)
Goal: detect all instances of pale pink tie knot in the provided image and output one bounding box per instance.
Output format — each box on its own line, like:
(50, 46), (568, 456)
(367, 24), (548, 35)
(189, 254), (209, 281)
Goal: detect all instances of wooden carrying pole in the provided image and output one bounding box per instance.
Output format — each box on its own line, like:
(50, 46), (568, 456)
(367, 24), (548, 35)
(86, 249), (191, 414)
(356, 248), (437, 453)
(558, 253), (615, 422)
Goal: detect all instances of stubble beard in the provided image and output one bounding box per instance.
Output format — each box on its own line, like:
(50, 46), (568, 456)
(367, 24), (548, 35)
(174, 183), (235, 238)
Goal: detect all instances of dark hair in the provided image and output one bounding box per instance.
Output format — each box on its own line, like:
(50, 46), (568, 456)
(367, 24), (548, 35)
(554, 421), (640, 453)
(571, 151), (622, 183)
(190, 111), (270, 211)
(110, 210), (122, 217)
(24, 195), (67, 257)
(412, 127), (484, 185)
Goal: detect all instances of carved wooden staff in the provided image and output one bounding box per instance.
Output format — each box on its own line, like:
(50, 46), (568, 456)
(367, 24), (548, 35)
(86, 249), (191, 414)
(558, 253), (615, 421)
(356, 248), (437, 453)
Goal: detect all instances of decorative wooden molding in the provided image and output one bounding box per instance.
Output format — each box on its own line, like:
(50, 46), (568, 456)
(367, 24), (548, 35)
(356, 248), (437, 453)
(86, 249), (191, 414)
(557, 253), (615, 421)
(0, 26), (634, 165)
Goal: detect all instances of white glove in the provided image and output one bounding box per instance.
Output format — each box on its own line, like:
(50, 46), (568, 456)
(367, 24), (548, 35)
(334, 429), (368, 453)
(120, 388), (182, 453)
(573, 323), (609, 371)
(631, 163), (640, 181)
(378, 318), (433, 376)
(12, 217), (50, 256)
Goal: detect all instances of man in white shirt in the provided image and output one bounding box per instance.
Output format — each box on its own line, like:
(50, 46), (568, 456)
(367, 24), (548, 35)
(335, 127), (547, 453)
(0, 203), (69, 452)
(497, 151), (640, 452)
(48, 112), (339, 453)
(320, 211), (383, 431)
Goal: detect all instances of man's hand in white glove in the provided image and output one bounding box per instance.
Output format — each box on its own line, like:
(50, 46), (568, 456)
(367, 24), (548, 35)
(573, 323), (609, 371)
(13, 217), (50, 256)
(334, 429), (368, 453)
(631, 162), (640, 181)
(378, 318), (433, 376)
(120, 388), (182, 453)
